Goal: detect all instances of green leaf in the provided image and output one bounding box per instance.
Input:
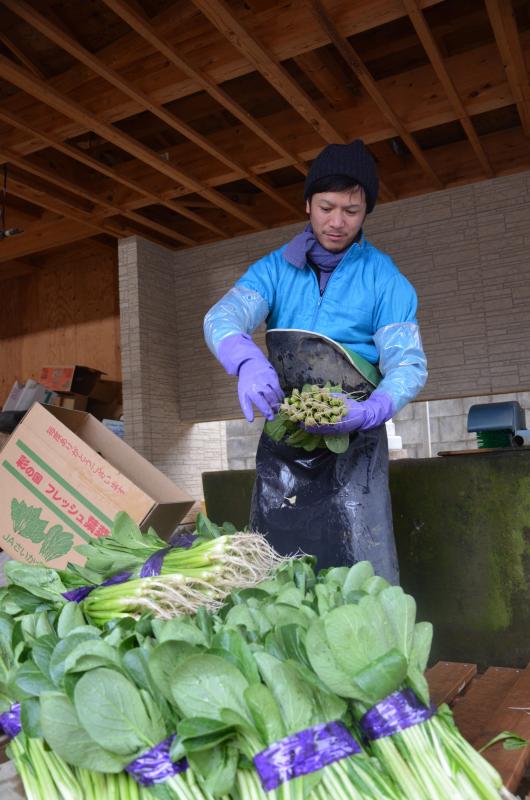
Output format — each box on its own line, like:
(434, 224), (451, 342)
(187, 743), (238, 796)
(171, 654), (250, 722)
(57, 602), (86, 638)
(254, 652), (314, 734)
(479, 731), (528, 753)
(110, 512), (145, 547)
(15, 659), (55, 696)
(323, 434), (350, 454)
(40, 691), (125, 771)
(49, 631), (101, 687)
(63, 640), (122, 674)
(212, 629), (260, 685)
(305, 618), (355, 697)
(148, 641), (200, 703)
(379, 586), (416, 657)
(74, 667), (160, 756)
(4, 562), (66, 602)
(342, 562), (375, 595)
(20, 697), (42, 738)
(151, 618), (208, 647)
(351, 648), (408, 705)
(244, 683), (285, 746)
(178, 717), (236, 752)
(195, 513), (223, 540)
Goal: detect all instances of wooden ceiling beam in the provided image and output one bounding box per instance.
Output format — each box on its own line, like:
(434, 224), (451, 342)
(0, 218), (100, 261)
(404, 0), (494, 179)
(0, 108), (227, 238)
(100, 0), (309, 177)
(3, 0), (302, 222)
(0, 34), (524, 174)
(190, 0), (345, 144)
(0, 147), (196, 248)
(294, 50), (354, 112)
(0, 54), (265, 232)
(485, 0), (530, 136)
(0, 32), (45, 79)
(191, 0), (396, 200)
(309, 0), (442, 190)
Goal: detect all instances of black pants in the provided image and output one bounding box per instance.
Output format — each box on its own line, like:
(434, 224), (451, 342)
(250, 424), (399, 584)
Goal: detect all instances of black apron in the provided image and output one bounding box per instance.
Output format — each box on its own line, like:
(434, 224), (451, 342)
(249, 330), (399, 585)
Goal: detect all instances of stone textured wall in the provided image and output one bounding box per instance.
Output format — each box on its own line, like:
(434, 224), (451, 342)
(118, 237), (227, 501)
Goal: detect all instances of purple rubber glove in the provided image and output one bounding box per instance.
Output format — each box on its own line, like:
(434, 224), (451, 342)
(304, 392), (394, 434)
(217, 333), (284, 422)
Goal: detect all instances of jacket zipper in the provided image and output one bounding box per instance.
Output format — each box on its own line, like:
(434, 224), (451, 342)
(308, 258), (344, 329)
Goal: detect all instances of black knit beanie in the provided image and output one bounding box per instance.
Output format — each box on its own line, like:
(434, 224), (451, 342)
(304, 139), (379, 213)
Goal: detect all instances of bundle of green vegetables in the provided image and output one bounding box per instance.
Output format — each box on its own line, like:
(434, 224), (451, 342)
(3, 513), (284, 626)
(264, 384), (363, 454)
(0, 543), (520, 800)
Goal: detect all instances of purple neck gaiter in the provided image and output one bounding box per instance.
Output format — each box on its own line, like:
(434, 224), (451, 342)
(284, 224), (356, 292)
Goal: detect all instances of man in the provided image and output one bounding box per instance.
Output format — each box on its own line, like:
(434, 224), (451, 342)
(204, 140), (427, 583)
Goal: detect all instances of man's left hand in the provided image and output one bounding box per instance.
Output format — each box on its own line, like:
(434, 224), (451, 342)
(302, 392), (394, 434)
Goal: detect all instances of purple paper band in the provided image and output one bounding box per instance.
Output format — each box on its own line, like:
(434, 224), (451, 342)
(140, 533), (196, 578)
(360, 688), (435, 740)
(125, 735), (188, 786)
(62, 571), (132, 603)
(140, 547), (173, 578)
(0, 703), (21, 738)
(169, 532), (197, 549)
(253, 720), (361, 791)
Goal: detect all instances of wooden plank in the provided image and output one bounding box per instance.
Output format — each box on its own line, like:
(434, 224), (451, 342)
(190, 0), (344, 145)
(100, 0), (308, 176)
(0, 108), (228, 239)
(456, 665), (530, 791)
(4, 0), (302, 222)
(309, 0), (442, 190)
(0, 56), (265, 233)
(426, 660), (477, 706)
(403, 0), (494, 178)
(452, 666), (522, 745)
(485, 0), (530, 136)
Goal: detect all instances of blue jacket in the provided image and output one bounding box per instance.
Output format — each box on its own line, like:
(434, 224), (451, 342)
(236, 236), (417, 364)
(204, 235), (427, 413)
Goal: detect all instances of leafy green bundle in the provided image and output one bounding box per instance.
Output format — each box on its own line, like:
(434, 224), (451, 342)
(0, 536), (519, 800)
(264, 384), (362, 454)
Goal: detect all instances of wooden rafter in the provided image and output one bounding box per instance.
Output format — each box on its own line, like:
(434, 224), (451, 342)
(1, 147), (196, 247)
(0, 108), (228, 239)
(3, 0), (303, 223)
(100, 0), (309, 177)
(309, 0), (443, 189)
(0, 217), (98, 261)
(190, 0), (396, 200)
(0, 54), (265, 232)
(0, 32), (45, 79)
(404, 0), (494, 178)
(485, 0), (530, 136)
(190, 0), (345, 144)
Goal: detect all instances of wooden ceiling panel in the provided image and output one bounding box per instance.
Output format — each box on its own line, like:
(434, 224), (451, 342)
(0, 0), (528, 263)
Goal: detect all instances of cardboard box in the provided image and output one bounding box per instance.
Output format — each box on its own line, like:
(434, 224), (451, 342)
(0, 403), (194, 568)
(40, 365), (104, 395)
(50, 393), (89, 412)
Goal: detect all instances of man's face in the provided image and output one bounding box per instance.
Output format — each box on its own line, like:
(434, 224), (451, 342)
(306, 187), (367, 252)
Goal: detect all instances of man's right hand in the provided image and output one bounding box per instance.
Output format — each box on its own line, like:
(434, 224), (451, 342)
(238, 358), (284, 422)
(217, 332), (284, 422)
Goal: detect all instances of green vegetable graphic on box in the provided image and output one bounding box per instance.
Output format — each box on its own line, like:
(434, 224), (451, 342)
(39, 525), (74, 561)
(10, 498), (74, 561)
(11, 498), (47, 542)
